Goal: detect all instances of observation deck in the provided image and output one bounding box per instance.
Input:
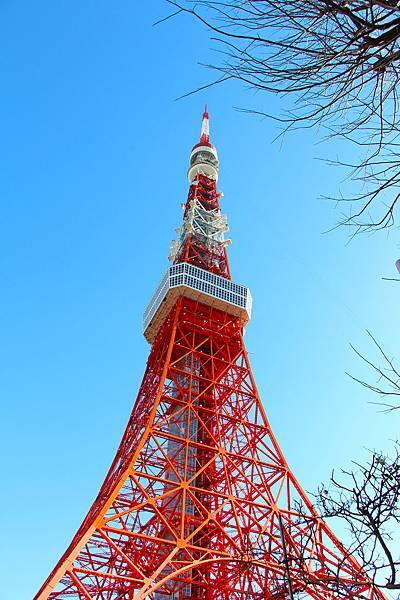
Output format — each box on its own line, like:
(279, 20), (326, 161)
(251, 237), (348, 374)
(143, 262), (252, 344)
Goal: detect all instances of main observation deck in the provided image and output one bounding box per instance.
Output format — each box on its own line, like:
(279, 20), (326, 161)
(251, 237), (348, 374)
(143, 262), (252, 344)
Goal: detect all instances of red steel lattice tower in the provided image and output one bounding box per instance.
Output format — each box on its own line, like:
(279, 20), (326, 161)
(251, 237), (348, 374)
(36, 109), (385, 600)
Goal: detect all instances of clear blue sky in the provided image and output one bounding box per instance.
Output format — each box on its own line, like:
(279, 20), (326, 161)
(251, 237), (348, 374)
(0, 2), (398, 598)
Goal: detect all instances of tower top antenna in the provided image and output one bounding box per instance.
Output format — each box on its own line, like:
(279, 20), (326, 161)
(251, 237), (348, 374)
(188, 104), (219, 182)
(200, 104), (210, 145)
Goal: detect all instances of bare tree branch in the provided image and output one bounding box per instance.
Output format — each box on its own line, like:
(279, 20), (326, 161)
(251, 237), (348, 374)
(349, 331), (400, 411)
(317, 445), (400, 597)
(166, 0), (400, 232)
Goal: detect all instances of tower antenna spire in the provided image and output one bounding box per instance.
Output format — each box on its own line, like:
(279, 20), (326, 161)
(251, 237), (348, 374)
(188, 104), (219, 183)
(200, 103), (210, 144)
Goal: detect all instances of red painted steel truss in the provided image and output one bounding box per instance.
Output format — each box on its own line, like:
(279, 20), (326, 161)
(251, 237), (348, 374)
(36, 110), (385, 599)
(36, 298), (385, 599)
(175, 174), (230, 279)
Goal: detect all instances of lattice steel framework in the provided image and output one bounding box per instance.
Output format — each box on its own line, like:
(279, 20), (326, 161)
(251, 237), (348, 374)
(36, 109), (385, 600)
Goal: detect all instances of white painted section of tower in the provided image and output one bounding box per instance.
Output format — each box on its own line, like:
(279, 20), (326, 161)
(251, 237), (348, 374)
(169, 196), (228, 262)
(187, 145), (219, 183)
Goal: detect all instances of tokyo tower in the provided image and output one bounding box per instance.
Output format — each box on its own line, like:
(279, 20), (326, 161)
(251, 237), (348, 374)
(36, 108), (385, 600)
